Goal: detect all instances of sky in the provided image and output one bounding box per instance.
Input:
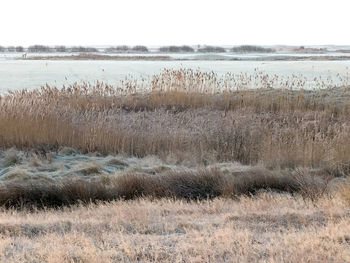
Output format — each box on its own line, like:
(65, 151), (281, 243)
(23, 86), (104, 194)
(0, 0), (349, 46)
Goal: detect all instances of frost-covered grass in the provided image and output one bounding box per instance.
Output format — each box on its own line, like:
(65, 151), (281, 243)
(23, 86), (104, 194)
(0, 147), (340, 209)
(0, 69), (350, 261)
(1, 69), (350, 172)
(0, 194), (350, 262)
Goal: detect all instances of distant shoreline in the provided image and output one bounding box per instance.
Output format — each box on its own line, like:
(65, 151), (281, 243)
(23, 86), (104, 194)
(18, 53), (350, 61)
(20, 54), (173, 61)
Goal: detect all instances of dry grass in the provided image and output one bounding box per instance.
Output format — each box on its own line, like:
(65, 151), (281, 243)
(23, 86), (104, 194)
(0, 194), (349, 262)
(1, 69), (350, 261)
(0, 167), (333, 209)
(340, 179), (350, 205)
(1, 69), (350, 172)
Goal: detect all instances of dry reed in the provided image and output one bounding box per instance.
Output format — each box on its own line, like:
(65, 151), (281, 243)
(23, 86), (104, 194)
(1, 69), (350, 172)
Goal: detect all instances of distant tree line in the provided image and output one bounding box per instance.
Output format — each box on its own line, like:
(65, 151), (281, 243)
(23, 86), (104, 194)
(0, 46), (25, 52)
(105, 45), (149, 53)
(158, 45), (229, 53)
(231, 45), (275, 53)
(27, 45), (53, 53)
(0, 44), (278, 54)
(159, 45), (194, 53)
(0, 45), (100, 53)
(69, 46), (99, 53)
(197, 46), (226, 53)
(29, 45), (99, 53)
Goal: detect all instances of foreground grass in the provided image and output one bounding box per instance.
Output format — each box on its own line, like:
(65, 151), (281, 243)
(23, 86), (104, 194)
(0, 195), (349, 262)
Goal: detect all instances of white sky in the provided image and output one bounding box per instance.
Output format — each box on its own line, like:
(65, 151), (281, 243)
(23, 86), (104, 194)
(0, 0), (349, 46)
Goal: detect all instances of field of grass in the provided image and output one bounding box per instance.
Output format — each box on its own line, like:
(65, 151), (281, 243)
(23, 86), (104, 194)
(1, 194), (350, 262)
(1, 69), (350, 169)
(1, 68), (350, 262)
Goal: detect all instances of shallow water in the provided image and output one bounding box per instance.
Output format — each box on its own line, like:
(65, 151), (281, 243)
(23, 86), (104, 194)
(0, 58), (349, 93)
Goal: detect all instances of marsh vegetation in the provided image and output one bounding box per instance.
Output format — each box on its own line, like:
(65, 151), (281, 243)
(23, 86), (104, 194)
(1, 68), (350, 261)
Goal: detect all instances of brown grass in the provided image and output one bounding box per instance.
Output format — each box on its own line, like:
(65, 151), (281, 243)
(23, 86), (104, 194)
(340, 179), (350, 205)
(1, 69), (350, 172)
(0, 195), (349, 262)
(0, 167), (332, 209)
(1, 69), (350, 261)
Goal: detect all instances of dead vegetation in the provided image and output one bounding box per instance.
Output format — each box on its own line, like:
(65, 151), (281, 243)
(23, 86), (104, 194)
(0, 68), (350, 261)
(1, 69), (350, 171)
(0, 167), (333, 209)
(0, 68), (349, 209)
(0, 195), (349, 262)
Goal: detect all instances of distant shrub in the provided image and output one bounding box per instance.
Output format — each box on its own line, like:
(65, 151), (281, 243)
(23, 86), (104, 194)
(104, 47), (115, 53)
(197, 46), (226, 53)
(159, 46), (180, 52)
(105, 45), (150, 53)
(131, 45), (149, 52)
(69, 46), (98, 53)
(0, 45), (24, 52)
(54, 46), (67, 52)
(115, 45), (129, 52)
(6, 46), (16, 52)
(15, 46), (24, 52)
(28, 45), (53, 53)
(231, 45), (275, 53)
(159, 45), (195, 53)
(180, 45), (195, 52)
(105, 46), (130, 53)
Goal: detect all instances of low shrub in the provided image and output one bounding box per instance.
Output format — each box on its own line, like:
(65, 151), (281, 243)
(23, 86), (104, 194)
(0, 167), (331, 209)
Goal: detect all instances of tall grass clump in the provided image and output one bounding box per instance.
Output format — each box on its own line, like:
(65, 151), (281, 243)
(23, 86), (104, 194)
(0, 167), (330, 208)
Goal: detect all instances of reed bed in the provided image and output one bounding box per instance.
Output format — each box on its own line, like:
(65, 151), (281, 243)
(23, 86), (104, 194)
(1, 69), (350, 172)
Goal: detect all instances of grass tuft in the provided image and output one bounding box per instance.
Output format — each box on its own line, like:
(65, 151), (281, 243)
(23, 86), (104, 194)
(0, 168), (331, 209)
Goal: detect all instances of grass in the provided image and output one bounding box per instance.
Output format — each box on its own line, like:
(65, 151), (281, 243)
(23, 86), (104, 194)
(0, 167), (332, 209)
(1, 68), (350, 261)
(1, 69), (350, 171)
(0, 195), (349, 262)
(340, 181), (350, 205)
(2, 148), (21, 167)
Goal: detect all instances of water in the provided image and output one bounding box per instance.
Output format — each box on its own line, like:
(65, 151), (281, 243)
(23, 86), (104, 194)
(0, 58), (349, 93)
